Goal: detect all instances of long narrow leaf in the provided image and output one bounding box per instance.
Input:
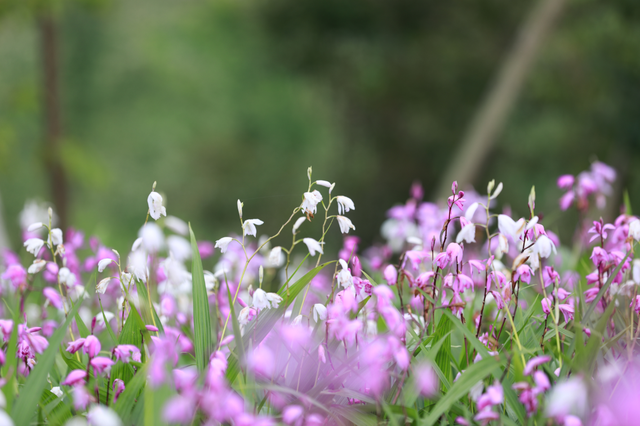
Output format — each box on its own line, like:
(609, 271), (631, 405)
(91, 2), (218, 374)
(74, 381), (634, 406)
(11, 299), (82, 425)
(189, 224), (212, 372)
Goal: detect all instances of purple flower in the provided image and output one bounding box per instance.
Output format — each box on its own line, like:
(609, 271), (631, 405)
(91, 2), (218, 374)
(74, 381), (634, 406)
(61, 369), (87, 386)
(114, 344), (142, 363)
(112, 378), (125, 403)
(83, 335), (101, 358)
(524, 355), (551, 376)
(90, 356), (115, 374)
(66, 338), (86, 354)
(282, 405), (304, 426)
(2, 264), (27, 290)
(557, 175), (575, 190)
(163, 394), (196, 425)
(43, 287), (63, 309)
(383, 265), (397, 285)
(414, 363), (438, 397)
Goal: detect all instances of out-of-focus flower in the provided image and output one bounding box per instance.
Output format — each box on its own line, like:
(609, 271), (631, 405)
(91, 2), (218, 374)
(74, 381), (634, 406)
(629, 220), (640, 241)
(87, 404), (123, 426)
(148, 191), (167, 221)
(456, 223), (476, 244)
(336, 196), (355, 215)
(90, 357), (115, 374)
(43, 287), (63, 309)
(301, 191), (323, 215)
(313, 304), (327, 322)
(2, 264), (27, 290)
(24, 238), (45, 256)
(98, 258), (113, 272)
(292, 216), (306, 234)
(337, 259), (353, 288)
(114, 345), (142, 363)
(165, 215), (189, 236)
(302, 238), (324, 256)
(27, 259), (47, 275)
(49, 228), (63, 246)
(524, 355), (551, 376)
(414, 363), (438, 397)
(62, 370), (87, 386)
(215, 237), (233, 254)
(336, 216), (356, 234)
(252, 289), (269, 310)
(384, 264), (398, 285)
(243, 219), (264, 237)
(546, 377), (588, 419)
(83, 335), (101, 358)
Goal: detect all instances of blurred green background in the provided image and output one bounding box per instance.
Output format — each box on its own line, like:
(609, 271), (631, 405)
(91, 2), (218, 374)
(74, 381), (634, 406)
(1, 0), (639, 253)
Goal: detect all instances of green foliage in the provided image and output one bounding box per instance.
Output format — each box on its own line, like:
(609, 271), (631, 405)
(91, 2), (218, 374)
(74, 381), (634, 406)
(190, 224), (213, 372)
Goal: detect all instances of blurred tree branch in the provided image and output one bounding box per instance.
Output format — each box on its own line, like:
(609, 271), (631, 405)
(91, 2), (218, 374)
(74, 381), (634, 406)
(40, 11), (68, 230)
(438, 0), (566, 198)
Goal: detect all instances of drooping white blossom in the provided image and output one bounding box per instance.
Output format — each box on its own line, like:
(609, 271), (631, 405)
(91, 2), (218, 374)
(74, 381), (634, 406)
(24, 238), (45, 256)
(268, 246), (285, 267)
(336, 196), (355, 215)
(27, 259), (47, 274)
(215, 237), (233, 254)
(164, 216), (189, 236)
(139, 223), (165, 253)
(456, 223), (476, 244)
(336, 216), (356, 234)
(301, 191), (323, 215)
(49, 228), (63, 246)
(27, 222), (44, 232)
(58, 267), (77, 287)
(237, 200), (243, 219)
(87, 404), (123, 426)
(147, 191), (167, 221)
(302, 238), (324, 256)
(96, 277), (112, 294)
(243, 219), (264, 237)
(98, 259), (113, 273)
(315, 180), (333, 188)
(336, 259), (353, 288)
(313, 304), (327, 322)
(167, 236), (192, 262)
(266, 292), (283, 309)
(629, 219), (640, 241)
(532, 235), (557, 258)
(292, 217), (306, 234)
(252, 289), (270, 310)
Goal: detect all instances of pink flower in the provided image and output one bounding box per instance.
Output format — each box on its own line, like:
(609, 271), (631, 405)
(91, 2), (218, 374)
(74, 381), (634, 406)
(524, 355), (551, 376)
(557, 175), (575, 189)
(383, 265), (398, 285)
(282, 405), (304, 426)
(112, 378), (125, 403)
(83, 335), (101, 358)
(43, 287), (63, 309)
(72, 385), (91, 410)
(414, 363), (438, 397)
(61, 369), (87, 386)
(163, 394), (196, 425)
(631, 296), (640, 315)
(66, 338), (86, 354)
(113, 344), (142, 363)
(513, 264), (532, 284)
(90, 357), (115, 374)
(2, 264), (27, 290)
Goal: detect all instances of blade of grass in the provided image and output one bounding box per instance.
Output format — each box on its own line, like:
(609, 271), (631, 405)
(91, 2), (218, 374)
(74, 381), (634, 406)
(11, 299), (82, 426)
(189, 224), (212, 372)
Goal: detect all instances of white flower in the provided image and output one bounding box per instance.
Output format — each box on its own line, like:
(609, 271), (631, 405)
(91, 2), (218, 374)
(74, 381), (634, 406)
(27, 259), (47, 274)
(147, 191), (167, 221)
(336, 216), (356, 234)
(252, 289), (270, 310)
(496, 234), (509, 256)
(120, 273), (133, 288)
(95, 311), (114, 328)
(24, 238), (45, 256)
(0, 409), (13, 426)
(313, 304), (327, 322)
(498, 215), (526, 241)
(238, 307), (254, 326)
(456, 223), (476, 244)
(633, 259), (640, 284)
(301, 190), (323, 215)
(50, 387), (63, 398)
(315, 180), (333, 188)
(58, 267), (77, 287)
(98, 259), (113, 273)
(131, 238), (143, 252)
(489, 182), (503, 199)
(266, 293), (283, 309)
(302, 238), (324, 256)
(87, 404), (123, 426)
(243, 219), (264, 237)
(138, 223), (165, 253)
(292, 217), (306, 234)
(49, 228), (63, 246)
(629, 219), (640, 241)
(128, 250), (149, 282)
(268, 247), (285, 267)
(96, 277), (112, 294)
(292, 315), (303, 326)
(546, 377), (587, 419)
(27, 222), (44, 232)
(532, 235), (557, 258)
(336, 259), (353, 288)
(215, 237), (233, 254)
(164, 216), (188, 236)
(336, 196), (355, 215)
(167, 236), (192, 262)
(237, 200), (243, 219)
(464, 203), (479, 221)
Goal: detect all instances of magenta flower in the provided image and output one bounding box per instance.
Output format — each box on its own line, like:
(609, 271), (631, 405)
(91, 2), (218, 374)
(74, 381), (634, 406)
(83, 335), (101, 358)
(414, 363), (438, 397)
(2, 264), (27, 290)
(113, 344), (142, 363)
(282, 405), (304, 426)
(524, 355), (551, 376)
(112, 378), (125, 403)
(163, 394), (196, 425)
(43, 287), (63, 309)
(557, 175), (575, 189)
(61, 369), (87, 386)
(90, 357), (115, 374)
(383, 265), (397, 285)
(66, 338), (86, 354)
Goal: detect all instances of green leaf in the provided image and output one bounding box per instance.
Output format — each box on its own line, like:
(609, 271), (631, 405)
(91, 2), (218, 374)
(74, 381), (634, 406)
(420, 357), (498, 426)
(226, 279), (245, 363)
(114, 364), (148, 423)
(111, 305), (146, 385)
(189, 224), (213, 372)
(11, 299), (82, 426)
(136, 279), (165, 335)
(74, 313), (90, 338)
(433, 313), (453, 386)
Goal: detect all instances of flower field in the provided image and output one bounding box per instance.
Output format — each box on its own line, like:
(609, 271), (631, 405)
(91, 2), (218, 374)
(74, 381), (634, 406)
(0, 162), (638, 426)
